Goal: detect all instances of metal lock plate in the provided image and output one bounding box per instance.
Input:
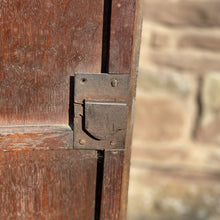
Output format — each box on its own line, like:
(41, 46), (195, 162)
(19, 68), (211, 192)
(74, 73), (130, 150)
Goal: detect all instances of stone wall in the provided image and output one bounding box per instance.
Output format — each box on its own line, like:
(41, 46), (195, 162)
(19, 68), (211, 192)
(128, 0), (220, 219)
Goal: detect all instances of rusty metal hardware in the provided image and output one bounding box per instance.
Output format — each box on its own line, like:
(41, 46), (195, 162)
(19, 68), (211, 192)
(73, 73), (130, 150)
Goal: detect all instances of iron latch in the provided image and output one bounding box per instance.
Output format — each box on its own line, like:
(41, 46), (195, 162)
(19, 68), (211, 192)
(73, 73), (130, 150)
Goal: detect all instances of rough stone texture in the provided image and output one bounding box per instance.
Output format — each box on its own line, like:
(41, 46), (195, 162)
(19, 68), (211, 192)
(133, 71), (196, 144)
(144, 0), (220, 27)
(131, 143), (220, 174)
(128, 166), (220, 220)
(150, 31), (170, 49)
(133, 92), (185, 143)
(149, 51), (220, 74)
(178, 34), (220, 52)
(137, 68), (194, 99)
(134, 67), (196, 144)
(196, 73), (220, 144)
(128, 0), (220, 219)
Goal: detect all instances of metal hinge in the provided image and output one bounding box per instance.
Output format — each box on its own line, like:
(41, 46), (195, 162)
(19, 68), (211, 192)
(73, 73), (130, 150)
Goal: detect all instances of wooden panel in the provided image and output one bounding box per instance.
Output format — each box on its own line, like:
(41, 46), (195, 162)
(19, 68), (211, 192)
(109, 0), (137, 74)
(0, 150), (97, 219)
(0, 125), (73, 151)
(100, 151), (124, 220)
(108, 0), (142, 219)
(0, 0), (103, 125)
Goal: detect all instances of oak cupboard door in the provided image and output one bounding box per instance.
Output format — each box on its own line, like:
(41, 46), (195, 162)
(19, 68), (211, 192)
(0, 0), (103, 219)
(0, 0), (141, 219)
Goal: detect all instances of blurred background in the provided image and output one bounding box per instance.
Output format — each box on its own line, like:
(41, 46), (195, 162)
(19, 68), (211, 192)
(127, 0), (220, 219)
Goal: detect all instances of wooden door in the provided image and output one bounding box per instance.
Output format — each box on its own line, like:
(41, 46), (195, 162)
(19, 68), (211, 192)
(0, 0), (141, 219)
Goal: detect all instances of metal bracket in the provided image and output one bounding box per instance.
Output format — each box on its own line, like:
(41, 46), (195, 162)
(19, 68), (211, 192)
(73, 73), (130, 150)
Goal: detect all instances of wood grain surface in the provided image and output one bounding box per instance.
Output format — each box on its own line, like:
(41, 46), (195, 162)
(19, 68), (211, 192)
(0, 125), (73, 151)
(0, 0), (103, 125)
(100, 151), (124, 220)
(0, 1), (103, 218)
(109, 0), (137, 74)
(107, 0), (142, 219)
(0, 0), (141, 219)
(0, 150), (97, 219)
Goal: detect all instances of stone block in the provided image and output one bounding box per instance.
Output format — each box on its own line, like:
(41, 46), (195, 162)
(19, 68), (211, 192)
(133, 92), (185, 143)
(137, 68), (193, 98)
(131, 144), (220, 173)
(128, 165), (220, 220)
(149, 51), (220, 74)
(178, 34), (220, 52)
(150, 31), (170, 49)
(133, 70), (196, 144)
(196, 73), (220, 145)
(143, 0), (220, 27)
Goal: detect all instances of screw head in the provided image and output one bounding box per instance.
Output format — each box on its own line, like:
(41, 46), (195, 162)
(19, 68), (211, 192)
(79, 139), (86, 145)
(111, 79), (118, 87)
(80, 78), (87, 84)
(110, 141), (116, 146)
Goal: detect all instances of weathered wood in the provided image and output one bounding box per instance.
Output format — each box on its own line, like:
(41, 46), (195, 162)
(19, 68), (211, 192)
(0, 0), (103, 125)
(107, 0), (143, 219)
(0, 125), (73, 151)
(0, 150), (97, 219)
(100, 151), (124, 220)
(109, 0), (137, 74)
(120, 1), (143, 218)
(0, 1), (104, 218)
(0, 0), (141, 218)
